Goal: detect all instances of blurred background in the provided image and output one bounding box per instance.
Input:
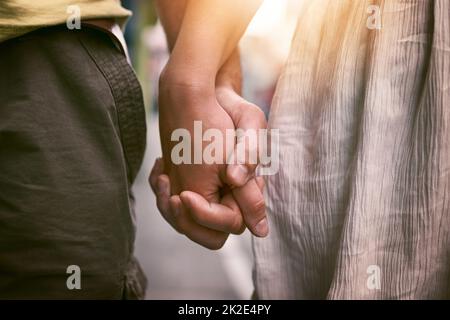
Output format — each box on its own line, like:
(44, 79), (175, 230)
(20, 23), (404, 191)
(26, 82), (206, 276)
(122, 0), (302, 299)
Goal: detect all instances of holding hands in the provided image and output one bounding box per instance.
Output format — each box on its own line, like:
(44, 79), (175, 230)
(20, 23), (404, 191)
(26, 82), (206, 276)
(150, 0), (267, 249)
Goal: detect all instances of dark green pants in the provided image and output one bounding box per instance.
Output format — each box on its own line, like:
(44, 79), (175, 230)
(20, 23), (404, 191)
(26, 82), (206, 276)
(0, 26), (147, 299)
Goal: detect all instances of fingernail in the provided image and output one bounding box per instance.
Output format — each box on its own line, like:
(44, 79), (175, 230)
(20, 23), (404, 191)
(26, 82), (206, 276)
(229, 165), (248, 185)
(254, 218), (269, 237)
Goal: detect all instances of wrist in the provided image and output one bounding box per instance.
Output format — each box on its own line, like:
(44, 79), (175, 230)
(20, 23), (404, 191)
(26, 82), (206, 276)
(159, 62), (217, 111)
(162, 53), (217, 89)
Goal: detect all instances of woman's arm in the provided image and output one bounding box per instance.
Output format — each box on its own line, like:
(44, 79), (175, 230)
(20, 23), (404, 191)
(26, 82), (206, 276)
(156, 0), (245, 93)
(155, 0), (187, 52)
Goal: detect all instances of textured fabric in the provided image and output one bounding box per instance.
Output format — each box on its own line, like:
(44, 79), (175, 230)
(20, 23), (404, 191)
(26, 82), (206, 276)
(0, 26), (146, 299)
(0, 0), (131, 43)
(253, 0), (450, 299)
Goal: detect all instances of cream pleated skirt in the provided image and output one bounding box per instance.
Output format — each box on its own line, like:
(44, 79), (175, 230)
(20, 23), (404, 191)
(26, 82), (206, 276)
(253, 0), (450, 299)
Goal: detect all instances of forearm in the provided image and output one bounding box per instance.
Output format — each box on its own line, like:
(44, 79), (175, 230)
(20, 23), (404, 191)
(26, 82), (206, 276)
(155, 0), (187, 51)
(165, 0), (262, 87)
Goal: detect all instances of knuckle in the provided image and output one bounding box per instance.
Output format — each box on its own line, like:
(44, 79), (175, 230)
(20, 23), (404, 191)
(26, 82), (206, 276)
(156, 206), (184, 235)
(172, 216), (188, 235)
(234, 223), (246, 235)
(256, 108), (267, 122)
(148, 173), (152, 184)
(230, 214), (245, 234)
(208, 237), (227, 250)
(232, 103), (245, 122)
(249, 198), (266, 217)
(249, 105), (267, 127)
(155, 199), (166, 215)
(148, 175), (157, 191)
